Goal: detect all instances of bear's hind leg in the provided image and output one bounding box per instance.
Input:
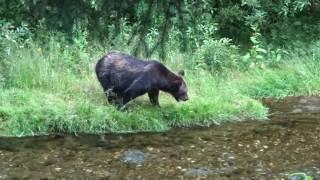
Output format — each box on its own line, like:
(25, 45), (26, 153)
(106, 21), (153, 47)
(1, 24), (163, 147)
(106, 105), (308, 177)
(104, 88), (119, 104)
(107, 93), (124, 110)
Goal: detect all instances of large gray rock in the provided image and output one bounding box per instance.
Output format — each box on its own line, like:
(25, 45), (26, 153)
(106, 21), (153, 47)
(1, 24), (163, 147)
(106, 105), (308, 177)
(122, 149), (145, 164)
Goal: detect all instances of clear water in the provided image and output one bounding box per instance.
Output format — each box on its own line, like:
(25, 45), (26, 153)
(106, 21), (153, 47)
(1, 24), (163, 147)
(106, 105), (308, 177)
(0, 96), (320, 179)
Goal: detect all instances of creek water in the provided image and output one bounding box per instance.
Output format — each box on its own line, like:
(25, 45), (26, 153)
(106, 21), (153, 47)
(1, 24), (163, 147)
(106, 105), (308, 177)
(0, 96), (320, 179)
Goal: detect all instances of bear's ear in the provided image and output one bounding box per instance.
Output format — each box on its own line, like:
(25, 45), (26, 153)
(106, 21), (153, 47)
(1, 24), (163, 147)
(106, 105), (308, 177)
(178, 70), (185, 77)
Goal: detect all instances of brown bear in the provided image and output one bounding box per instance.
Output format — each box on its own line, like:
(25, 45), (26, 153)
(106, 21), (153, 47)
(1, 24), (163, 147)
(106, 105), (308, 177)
(95, 51), (189, 107)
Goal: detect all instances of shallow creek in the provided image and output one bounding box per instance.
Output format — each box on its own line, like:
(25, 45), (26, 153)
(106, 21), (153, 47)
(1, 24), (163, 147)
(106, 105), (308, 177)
(0, 96), (320, 179)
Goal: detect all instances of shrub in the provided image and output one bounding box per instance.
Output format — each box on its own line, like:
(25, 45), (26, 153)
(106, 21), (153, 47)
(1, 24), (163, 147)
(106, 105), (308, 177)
(193, 38), (240, 73)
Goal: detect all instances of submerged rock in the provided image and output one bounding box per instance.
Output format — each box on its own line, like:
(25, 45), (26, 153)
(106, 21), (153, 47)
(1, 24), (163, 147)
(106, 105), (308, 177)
(185, 167), (215, 177)
(122, 149), (145, 164)
(184, 166), (238, 177)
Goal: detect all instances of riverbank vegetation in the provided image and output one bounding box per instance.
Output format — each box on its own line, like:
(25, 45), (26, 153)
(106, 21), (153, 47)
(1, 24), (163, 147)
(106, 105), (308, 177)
(1, 0), (320, 136)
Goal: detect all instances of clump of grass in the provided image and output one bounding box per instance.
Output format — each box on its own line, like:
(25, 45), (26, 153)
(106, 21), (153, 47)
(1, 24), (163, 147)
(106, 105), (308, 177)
(1, 38), (320, 137)
(232, 57), (320, 98)
(0, 43), (268, 136)
(0, 71), (267, 136)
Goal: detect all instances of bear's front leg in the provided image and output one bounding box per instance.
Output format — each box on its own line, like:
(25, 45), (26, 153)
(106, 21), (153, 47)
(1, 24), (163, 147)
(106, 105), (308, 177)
(148, 90), (160, 106)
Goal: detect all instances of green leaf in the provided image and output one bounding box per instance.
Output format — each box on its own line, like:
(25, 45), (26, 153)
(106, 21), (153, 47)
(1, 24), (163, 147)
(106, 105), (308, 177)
(256, 55), (264, 59)
(256, 48), (267, 54)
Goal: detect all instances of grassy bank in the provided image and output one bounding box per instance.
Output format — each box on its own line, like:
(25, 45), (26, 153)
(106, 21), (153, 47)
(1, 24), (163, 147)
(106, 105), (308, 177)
(1, 38), (320, 137)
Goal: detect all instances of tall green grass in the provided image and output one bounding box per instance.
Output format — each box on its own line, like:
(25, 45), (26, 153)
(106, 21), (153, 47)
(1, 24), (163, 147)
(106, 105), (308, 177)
(233, 58), (320, 98)
(0, 38), (320, 137)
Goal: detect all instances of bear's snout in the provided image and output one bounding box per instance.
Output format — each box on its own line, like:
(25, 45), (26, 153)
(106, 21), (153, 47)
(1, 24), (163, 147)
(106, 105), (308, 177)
(180, 95), (189, 101)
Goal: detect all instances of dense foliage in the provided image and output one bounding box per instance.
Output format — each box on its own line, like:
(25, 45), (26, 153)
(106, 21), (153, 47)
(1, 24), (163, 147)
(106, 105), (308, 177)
(1, 0), (320, 72)
(1, 0), (320, 51)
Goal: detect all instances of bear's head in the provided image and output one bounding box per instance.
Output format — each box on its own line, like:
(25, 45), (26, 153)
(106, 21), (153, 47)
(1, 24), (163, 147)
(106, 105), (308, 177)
(172, 70), (189, 102)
